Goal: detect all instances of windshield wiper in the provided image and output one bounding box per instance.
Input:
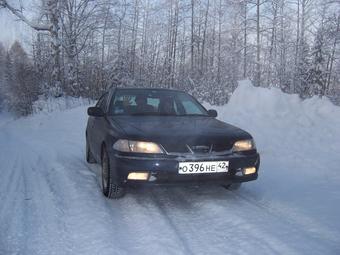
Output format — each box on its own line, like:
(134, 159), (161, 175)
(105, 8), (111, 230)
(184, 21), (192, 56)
(129, 112), (162, 116)
(128, 113), (208, 117)
(178, 114), (208, 117)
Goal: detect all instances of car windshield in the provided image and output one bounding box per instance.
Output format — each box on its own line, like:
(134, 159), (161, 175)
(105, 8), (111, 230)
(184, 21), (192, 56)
(109, 89), (208, 116)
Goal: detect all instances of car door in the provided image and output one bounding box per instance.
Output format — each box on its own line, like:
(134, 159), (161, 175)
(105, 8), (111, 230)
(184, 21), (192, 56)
(89, 92), (111, 161)
(87, 98), (103, 154)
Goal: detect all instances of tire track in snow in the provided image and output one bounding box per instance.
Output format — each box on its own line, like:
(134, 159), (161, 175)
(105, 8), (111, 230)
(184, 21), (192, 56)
(27, 160), (73, 255)
(149, 186), (283, 255)
(230, 189), (340, 252)
(80, 158), (191, 254)
(126, 185), (336, 255)
(0, 122), (80, 255)
(130, 188), (195, 255)
(0, 157), (26, 255)
(0, 155), (20, 214)
(81, 156), (198, 254)
(3, 148), (71, 254)
(53, 155), (143, 255)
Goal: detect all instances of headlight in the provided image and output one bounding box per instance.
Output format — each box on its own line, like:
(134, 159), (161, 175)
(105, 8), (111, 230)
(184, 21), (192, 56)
(233, 139), (256, 152)
(113, 139), (164, 154)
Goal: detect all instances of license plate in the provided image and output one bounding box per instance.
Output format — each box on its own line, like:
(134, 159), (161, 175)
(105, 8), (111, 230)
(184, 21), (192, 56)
(178, 161), (229, 174)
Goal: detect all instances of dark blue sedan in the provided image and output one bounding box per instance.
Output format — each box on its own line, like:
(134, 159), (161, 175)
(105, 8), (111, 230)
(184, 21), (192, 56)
(86, 88), (260, 198)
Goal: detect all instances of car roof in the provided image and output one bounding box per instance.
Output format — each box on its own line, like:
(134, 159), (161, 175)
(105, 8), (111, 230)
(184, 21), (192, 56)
(113, 87), (186, 93)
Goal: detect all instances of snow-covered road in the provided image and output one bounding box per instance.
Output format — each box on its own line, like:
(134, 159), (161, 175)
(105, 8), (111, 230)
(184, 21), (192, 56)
(1, 84), (340, 255)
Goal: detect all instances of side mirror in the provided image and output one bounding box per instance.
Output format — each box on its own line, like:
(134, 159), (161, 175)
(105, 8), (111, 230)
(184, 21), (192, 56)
(87, 107), (105, 117)
(208, 109), (218, 117)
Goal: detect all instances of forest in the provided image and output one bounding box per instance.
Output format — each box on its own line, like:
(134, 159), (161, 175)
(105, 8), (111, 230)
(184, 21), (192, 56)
(0, 0), (339, 115)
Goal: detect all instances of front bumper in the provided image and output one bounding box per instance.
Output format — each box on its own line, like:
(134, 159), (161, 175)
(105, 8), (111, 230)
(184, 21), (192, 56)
(109, 150), (260, 186)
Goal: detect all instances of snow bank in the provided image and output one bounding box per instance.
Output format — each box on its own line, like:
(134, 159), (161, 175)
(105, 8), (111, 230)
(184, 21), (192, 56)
(208, 80), (340, 240)
(210, 80), (340, 164)
(205, 80), (340, 158)
(216, 80), (340, 131)
(32, 96), (93, 114)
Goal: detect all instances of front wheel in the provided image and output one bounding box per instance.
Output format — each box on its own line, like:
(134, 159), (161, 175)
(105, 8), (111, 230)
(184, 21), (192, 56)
(101, 148), (126, 199)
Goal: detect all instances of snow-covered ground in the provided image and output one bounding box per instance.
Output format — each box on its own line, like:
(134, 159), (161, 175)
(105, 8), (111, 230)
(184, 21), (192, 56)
(0, 112), (14, 128)
(1, 82), (340, 255)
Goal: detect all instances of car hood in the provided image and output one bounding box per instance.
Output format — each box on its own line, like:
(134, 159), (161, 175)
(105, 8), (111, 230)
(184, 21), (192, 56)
(108, 116), (252, 152)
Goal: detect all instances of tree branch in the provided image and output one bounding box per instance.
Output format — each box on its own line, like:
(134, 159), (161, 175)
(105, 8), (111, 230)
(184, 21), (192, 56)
(0, 0), (50, 31)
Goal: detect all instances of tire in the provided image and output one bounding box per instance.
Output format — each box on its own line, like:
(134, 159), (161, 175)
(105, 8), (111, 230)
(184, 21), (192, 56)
(101, 147), (126, 199)
(86, 136), (96, 164)
(223, 183), (242, 190)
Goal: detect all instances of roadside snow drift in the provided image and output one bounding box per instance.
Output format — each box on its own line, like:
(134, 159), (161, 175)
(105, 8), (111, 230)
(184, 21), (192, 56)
(1, 82), (340, 255)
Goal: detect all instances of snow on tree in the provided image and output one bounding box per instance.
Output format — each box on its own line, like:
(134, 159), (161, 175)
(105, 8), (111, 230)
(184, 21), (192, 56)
(0, 42), (6, 110)
(3, 41), (40, 115)
(309, 28), (327, 97)
(1, 0), (340, 115)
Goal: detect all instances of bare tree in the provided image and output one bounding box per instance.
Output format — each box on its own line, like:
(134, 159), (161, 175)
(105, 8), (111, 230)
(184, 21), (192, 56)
(256, 0), (261, 86)
(0, 0), (62, 95)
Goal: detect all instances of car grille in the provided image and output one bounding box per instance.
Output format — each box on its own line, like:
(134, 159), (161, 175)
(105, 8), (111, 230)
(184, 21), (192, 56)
(189, 145), (211, 153)
(163, 142), (232, 154)
(164, 143), (189, 153)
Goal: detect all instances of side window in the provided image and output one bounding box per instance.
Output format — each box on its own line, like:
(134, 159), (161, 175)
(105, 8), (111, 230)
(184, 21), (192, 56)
(147, 98), (160, 109)
(174, 99), (185, 115)
(181, 100), (202, 114)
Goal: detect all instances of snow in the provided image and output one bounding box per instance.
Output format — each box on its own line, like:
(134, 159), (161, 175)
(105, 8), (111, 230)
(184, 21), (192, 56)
(0, 112), (13, 128)
(1, 81), (340, 254)
(32, 96), (92, 114)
